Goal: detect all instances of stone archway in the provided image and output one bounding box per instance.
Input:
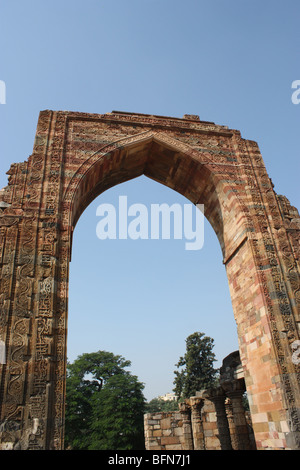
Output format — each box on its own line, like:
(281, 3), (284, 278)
(0, 110), (299, 450)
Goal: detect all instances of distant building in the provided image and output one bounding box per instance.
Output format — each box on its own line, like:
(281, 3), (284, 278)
(158, 393), (178, 402)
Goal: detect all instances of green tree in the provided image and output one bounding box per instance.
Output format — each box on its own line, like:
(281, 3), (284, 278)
(65, 351), (146, 450)
(90, 374), (145, 450)
(145, 397), (179, 413)
(173, 332), (218, 399)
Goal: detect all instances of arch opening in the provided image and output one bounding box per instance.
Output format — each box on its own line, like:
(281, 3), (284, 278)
(66, 173), (242, 450)
(67, 174), (240, 399)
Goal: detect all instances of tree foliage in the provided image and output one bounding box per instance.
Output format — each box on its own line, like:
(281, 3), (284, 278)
(173, 332), (218, 399)
(65, 351), (146, 450)
(145, 397), (179, 413)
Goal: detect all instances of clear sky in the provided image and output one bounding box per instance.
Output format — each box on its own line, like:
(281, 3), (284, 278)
(0, 1), (299, 400)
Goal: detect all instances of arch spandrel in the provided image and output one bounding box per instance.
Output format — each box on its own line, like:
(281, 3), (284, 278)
(0, 109), (299, 450)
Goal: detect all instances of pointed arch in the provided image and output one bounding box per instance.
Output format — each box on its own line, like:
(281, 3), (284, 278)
(0, 109), (299, 450)
(63, 130), (249, 260)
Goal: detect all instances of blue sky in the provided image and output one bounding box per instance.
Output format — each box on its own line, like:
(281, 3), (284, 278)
(0, 1), (299, 400)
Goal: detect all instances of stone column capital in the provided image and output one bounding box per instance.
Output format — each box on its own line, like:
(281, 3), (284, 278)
(189, 397), (205, 412)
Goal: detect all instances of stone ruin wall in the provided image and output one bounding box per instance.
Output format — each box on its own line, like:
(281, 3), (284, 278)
(144, 351), (257, 451)
(144, 400), (221, 451)
(144, 398), (256, 451)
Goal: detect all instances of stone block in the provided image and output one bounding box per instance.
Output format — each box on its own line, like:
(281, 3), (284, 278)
(161, 436), (180, 446)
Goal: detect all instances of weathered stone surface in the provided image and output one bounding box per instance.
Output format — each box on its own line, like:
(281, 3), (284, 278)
(0, 110), (299, 450)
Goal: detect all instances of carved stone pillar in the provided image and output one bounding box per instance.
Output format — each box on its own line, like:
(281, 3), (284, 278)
(225, 397), (238, 450)
(226, 388), (251, 450)
(208, 388), (233, 450)
(178, 402), (194, 450)
(190, 397), (205, 450)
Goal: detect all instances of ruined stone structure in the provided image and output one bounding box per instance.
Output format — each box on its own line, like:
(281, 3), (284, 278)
(144, 351), (256, 451)
(0, 110), (299, 450)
